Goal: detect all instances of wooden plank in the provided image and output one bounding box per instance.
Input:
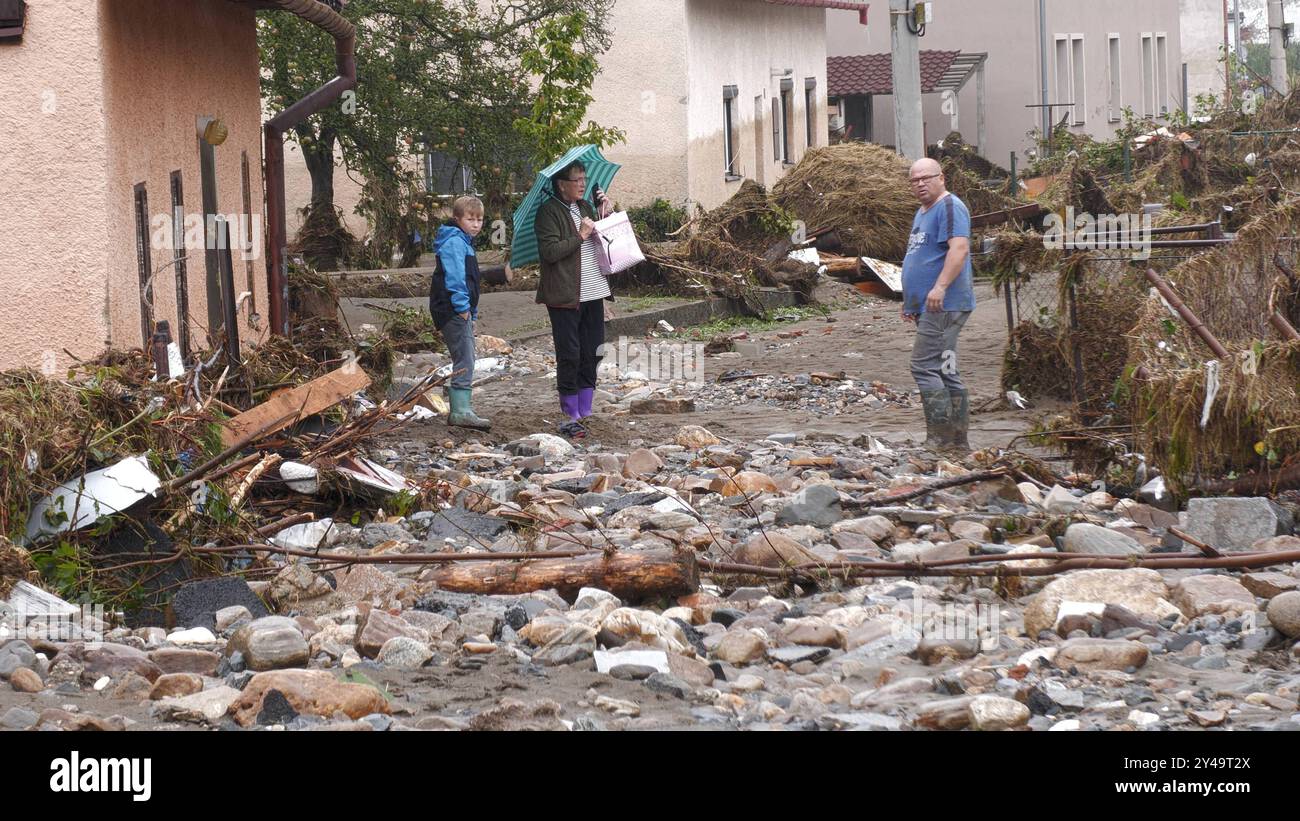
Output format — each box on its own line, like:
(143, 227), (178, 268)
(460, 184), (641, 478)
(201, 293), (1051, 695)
(220, 363), (370, 447)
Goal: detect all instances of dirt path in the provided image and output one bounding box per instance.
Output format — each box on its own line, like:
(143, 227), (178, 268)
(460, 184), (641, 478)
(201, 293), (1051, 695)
(396, 280), (1055, 453)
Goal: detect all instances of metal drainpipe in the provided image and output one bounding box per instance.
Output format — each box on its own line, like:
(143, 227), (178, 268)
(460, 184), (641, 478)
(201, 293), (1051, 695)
(1038, 0), (1049, 155)
(263, 0), (357, 337)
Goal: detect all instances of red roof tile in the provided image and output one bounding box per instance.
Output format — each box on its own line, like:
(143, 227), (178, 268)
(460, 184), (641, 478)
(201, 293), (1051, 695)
(827, 50), (961, 96)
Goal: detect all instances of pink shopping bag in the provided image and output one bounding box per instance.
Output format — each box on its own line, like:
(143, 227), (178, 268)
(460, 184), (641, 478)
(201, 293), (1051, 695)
(592, 211), (646, 275)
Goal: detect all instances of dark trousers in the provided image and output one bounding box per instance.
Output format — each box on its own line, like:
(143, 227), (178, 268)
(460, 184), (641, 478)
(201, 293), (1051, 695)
(548, 300), (605, 396)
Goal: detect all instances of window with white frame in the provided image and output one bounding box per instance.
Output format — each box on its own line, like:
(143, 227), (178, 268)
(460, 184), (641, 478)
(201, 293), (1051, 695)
(1107, 34), (1122, 122)
(1054, 36), (1071, 122)
(1141, 33), (1155, 117)
(1071, 35), (1085, 125)
(1155, 33), (1169, 115)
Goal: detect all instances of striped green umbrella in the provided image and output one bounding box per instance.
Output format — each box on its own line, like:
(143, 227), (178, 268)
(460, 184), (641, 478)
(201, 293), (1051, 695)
(510, 144), (621, 268)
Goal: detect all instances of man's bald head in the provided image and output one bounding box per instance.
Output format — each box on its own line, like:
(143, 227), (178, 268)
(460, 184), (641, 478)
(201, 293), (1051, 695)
(908, 158), (946, 207)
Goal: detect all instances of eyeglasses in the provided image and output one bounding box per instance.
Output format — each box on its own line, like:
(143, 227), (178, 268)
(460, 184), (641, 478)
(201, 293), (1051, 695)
(562, 177), (587, 185)
(909, 174), (941, 184)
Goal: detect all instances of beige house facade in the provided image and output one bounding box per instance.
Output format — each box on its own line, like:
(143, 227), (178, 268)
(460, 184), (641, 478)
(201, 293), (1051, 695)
(280, 0), (858, 239)
(0, 0), (268, 372)
(590, 0), (850, 212)
(826, 0), (1186, 168)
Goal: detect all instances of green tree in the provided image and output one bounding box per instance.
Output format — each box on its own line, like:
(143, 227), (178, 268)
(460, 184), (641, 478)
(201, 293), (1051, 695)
(257, 0), (615, 270)
(513, 10), (625, 170)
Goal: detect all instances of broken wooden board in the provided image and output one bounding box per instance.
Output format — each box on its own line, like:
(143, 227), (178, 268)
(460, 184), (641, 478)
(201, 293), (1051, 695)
(220, 363), (370, 447)
(860, 256), (903, 296)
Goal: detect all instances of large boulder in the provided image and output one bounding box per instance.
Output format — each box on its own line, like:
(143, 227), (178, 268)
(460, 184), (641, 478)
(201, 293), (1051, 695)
(1061, 523), (1144, 556)
(229, 670), (390, 727)
(225, 616), (310, 671)
(1171, 574), (1257, 619)
(736, 532), (822, 569)
(1181, 498), (1293, 553)
(1055, 638), (1149, 671)
(1023, 569), (1177, 637)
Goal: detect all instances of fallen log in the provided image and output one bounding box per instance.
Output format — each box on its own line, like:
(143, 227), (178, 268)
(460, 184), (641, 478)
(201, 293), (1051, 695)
(425, 549), (698, 601)
(1197, 459), (1300, 495)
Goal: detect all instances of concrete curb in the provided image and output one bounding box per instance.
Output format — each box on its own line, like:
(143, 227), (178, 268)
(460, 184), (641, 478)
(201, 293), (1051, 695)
(506, 289), (805, 346)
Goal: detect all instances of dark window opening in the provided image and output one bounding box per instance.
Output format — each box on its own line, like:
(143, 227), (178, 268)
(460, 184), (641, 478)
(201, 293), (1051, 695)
(723, 85), (739, 177)
(170, 171), (191, 357)
(133, 183), (154, 348)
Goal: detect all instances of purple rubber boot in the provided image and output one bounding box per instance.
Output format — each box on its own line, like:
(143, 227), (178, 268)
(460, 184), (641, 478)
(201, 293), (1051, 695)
(576, 387), (595, 419)
(559, 392), (583, 420)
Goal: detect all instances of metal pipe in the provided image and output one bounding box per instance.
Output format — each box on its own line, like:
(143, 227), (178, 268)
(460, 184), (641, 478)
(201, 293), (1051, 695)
(1271, 312), (1300, 340)
(263, 0), (357, 338)
(1039, 0), (1050, 155)
(1144, 268), (1230, 359)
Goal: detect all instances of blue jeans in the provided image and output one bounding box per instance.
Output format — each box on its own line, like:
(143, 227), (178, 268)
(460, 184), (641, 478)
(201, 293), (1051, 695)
(910, 310), (971, 393)
(440, 315), (475, 390)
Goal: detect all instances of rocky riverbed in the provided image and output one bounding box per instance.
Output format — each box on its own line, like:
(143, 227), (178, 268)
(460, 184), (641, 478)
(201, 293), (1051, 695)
(3, 427), (1298, 732)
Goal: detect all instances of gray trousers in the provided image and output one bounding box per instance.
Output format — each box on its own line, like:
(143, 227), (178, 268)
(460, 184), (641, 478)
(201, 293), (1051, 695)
(440, 315), (475, 390)
(910, 310), (971, 393)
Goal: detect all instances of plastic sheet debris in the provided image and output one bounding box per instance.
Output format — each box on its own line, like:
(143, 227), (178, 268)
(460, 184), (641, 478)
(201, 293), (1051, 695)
(25, 455), (162, 543)
(336, 456), (416, 504)
(271, 518), (339, 550)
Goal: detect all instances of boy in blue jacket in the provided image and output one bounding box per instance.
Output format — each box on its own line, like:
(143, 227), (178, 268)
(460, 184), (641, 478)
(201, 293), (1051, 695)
(429, 195), (490, 430)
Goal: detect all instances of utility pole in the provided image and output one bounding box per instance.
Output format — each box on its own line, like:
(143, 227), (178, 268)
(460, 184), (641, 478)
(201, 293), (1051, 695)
(1268, 0), (1291, 95)
(890, 0), (925, 160)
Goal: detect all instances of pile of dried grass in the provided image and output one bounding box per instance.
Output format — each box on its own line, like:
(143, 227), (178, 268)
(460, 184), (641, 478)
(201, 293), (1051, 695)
(0, 536), (37, 598)
(1129, 198), (1300, 485)
(771, 143), (915, 260)
(1002, 321), (1071, 400)
(930, 131), (1010, 180)
(941, 159), (1021, 216)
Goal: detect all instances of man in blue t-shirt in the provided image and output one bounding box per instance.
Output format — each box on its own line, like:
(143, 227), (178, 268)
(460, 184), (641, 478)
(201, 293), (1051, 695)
(900, 157), (976, 450)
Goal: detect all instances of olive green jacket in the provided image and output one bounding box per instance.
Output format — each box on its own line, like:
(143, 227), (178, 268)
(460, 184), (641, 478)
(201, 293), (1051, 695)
(534, 195), (606, 308)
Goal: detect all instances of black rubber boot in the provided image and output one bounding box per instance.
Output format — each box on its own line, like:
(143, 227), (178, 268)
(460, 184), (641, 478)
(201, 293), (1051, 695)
(948, 389), (970, 450)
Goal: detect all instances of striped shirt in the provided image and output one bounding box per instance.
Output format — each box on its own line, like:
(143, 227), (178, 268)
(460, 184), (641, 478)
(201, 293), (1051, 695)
(570, 203), (610, 302)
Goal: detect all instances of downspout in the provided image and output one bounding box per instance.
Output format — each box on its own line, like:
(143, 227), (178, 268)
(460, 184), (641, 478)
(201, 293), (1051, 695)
(263, 0), (357, 337)
(1038, 0), (1049, 155)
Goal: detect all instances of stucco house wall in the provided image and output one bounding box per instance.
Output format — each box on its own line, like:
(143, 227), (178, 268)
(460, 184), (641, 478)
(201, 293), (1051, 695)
(1180, 0), (1229, 104)
(0, 0), (266, 371)
(99, 0), (268, 355)
(0, 1), (112, 372)
(683, 0), (829, 211)
(585, 0), (692, 211)
(827, 0), (1185, 168)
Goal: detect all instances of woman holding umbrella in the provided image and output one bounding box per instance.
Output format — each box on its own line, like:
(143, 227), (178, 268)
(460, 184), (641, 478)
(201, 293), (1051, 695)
(533, 158), (614, 439)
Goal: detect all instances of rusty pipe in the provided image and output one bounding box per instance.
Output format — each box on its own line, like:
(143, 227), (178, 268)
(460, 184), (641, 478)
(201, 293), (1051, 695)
(1144, 268), (1230, 359)
(264, 0), (357, 337)
(1272, 312), (1300, 340)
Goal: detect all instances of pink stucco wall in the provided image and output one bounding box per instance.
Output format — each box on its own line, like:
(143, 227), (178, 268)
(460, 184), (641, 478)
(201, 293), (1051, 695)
(0, 0), (112, 372)
(99, 0), (268, 357)
(0, 0), (267, 373)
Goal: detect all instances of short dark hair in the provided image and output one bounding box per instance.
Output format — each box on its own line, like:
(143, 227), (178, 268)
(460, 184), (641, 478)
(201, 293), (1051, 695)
(553, 160), (587, 195)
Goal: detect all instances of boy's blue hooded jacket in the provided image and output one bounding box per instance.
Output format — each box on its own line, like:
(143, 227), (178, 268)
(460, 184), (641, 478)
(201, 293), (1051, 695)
(428, 222), (480, 329)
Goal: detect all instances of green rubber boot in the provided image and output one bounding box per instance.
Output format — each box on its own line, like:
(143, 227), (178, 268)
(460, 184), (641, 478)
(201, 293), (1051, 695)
(919, 390), (954, 450)
(447, 387), (491, 431)
(948, 389), (970, 451)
